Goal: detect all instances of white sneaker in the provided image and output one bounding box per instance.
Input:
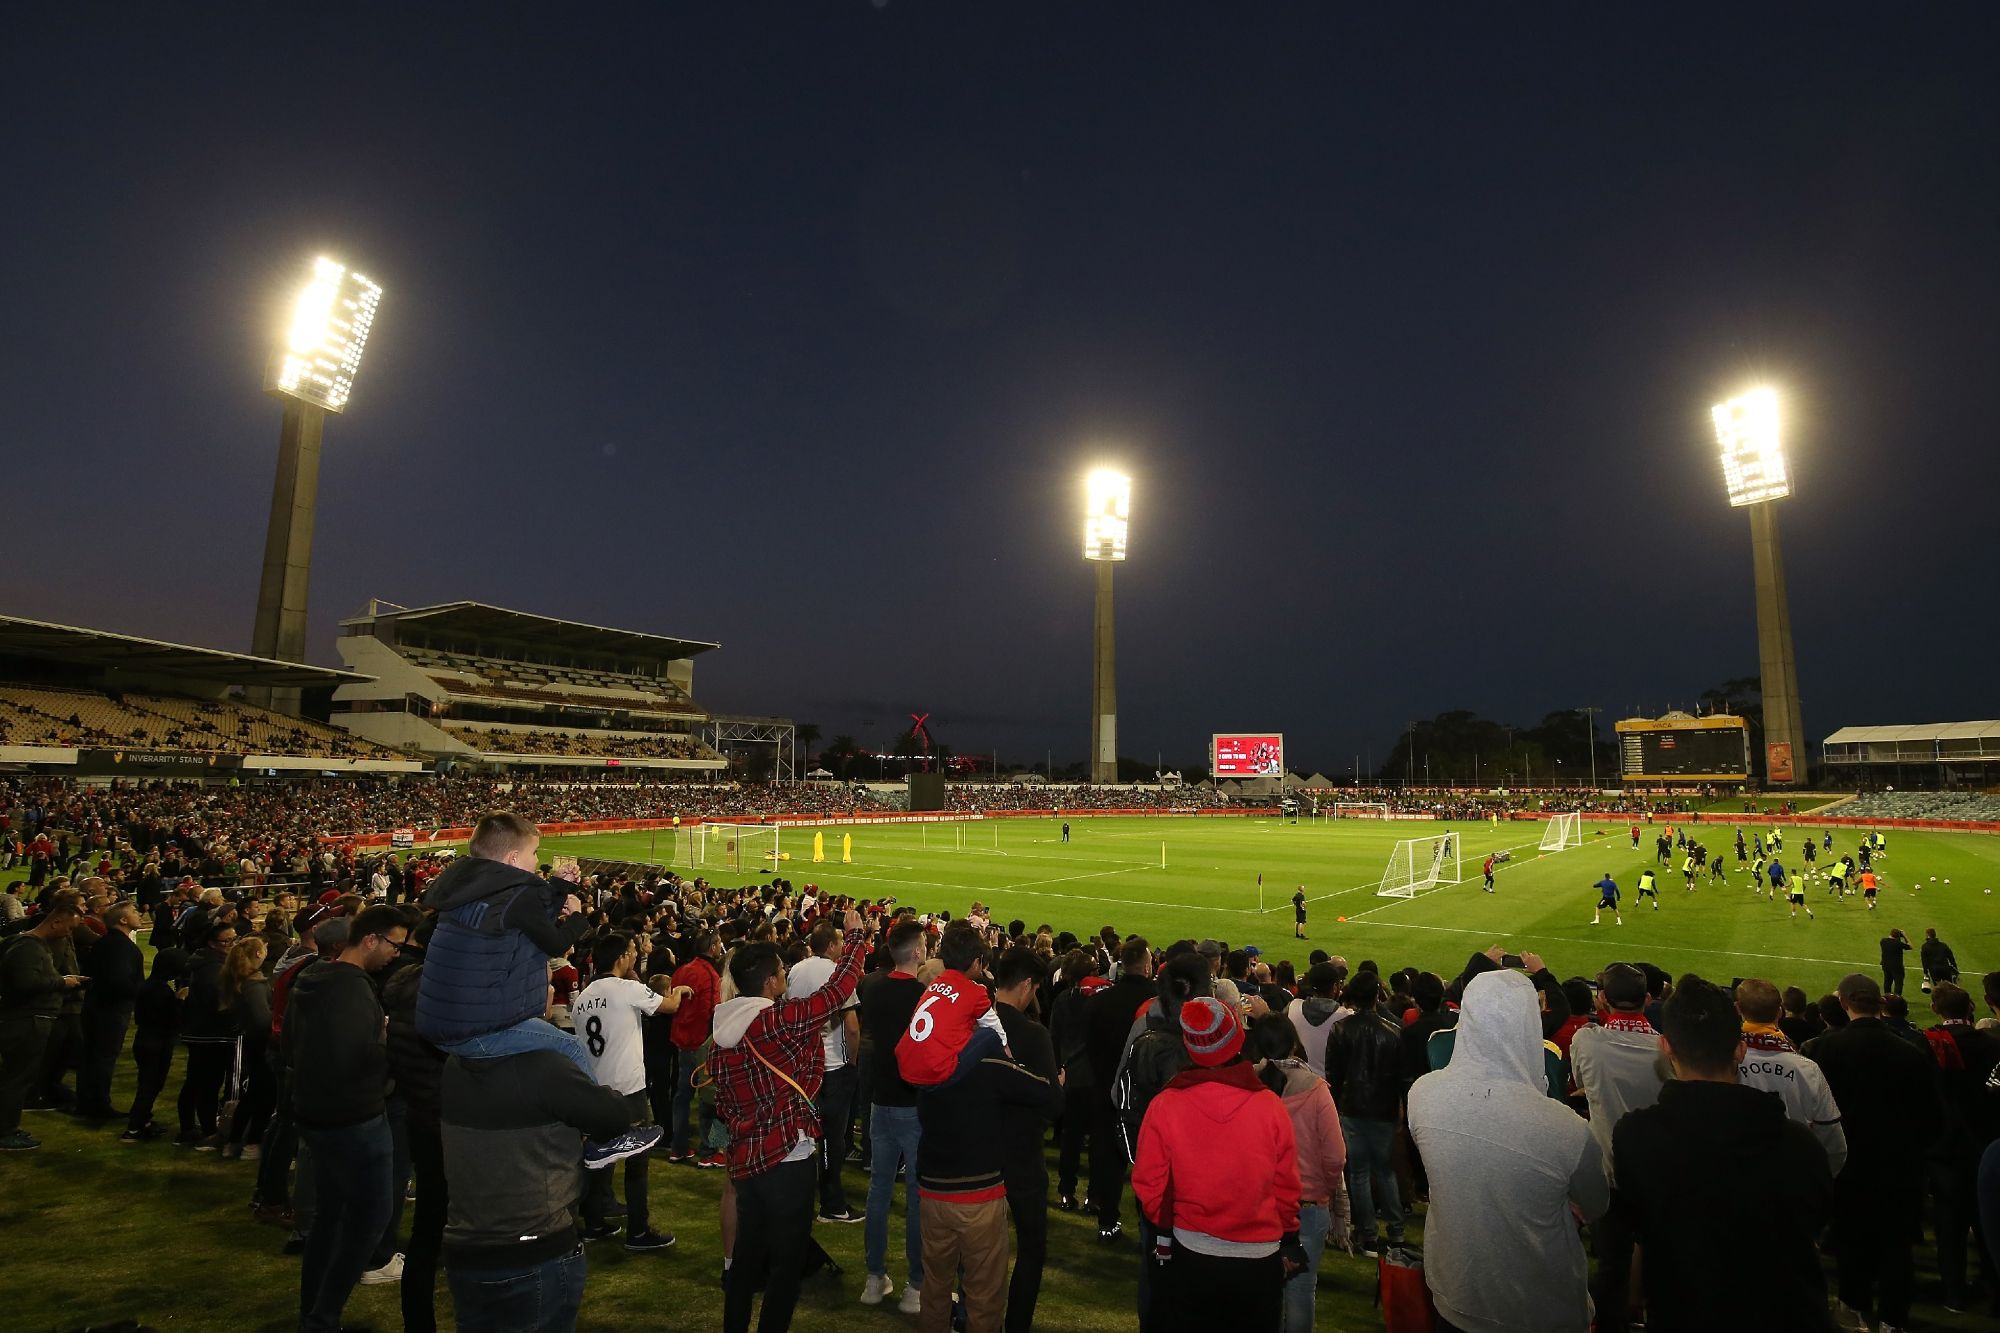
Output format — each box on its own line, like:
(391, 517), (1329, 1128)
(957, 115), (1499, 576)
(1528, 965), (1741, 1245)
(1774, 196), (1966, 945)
(860, 1273), (894, 1306)
(1828, 1299), (1871, 1331)
(898, 1283), (924, 1314)
(359, 1252), (404, 1285)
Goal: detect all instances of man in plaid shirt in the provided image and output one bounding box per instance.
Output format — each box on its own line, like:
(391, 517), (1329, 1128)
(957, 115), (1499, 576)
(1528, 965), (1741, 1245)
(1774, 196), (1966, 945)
(711, 908), (870, 1333)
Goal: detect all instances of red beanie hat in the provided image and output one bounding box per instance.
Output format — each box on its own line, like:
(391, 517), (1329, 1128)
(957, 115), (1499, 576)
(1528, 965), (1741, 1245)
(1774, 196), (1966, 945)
(1179, 996), (1244, 1067)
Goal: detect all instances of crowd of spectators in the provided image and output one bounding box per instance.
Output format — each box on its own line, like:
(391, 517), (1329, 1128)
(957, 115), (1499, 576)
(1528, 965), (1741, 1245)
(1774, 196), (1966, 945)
(0, 685), (390, 759)
(1, 794), (1996, 1332)
(945, 783), (1231, 813)
(1836, 792), (2000, 824)
(440, 724), (713, 761)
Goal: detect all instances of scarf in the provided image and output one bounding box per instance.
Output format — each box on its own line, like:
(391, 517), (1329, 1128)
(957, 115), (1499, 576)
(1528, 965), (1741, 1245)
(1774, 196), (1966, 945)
(1601, 1012), (1654, 1034)
(1741, 1021), (1793, 1053)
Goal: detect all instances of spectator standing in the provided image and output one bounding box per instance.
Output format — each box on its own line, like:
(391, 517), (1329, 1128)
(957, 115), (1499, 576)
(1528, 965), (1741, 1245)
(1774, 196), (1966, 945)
(220, 936), (275, 1158)
(1805, 973), (1941, 1333)
(438, 1026), (635, 1333)
(1131, 997), (1304, 1331)
(991, 947), (1062, 1333)
(1731, 978), (1847, 1173)
(1408, 969), (1606, 1333)
(785, 921), (863, 1224)
(0, 895), (86, 1151)
(1568, 962), (1668, 1331)
(1046, 948), (1103, 1211)
(1249, 1015), (1348, 1333)
(858, 918), (929, 1311)
(1615, 977), (1834, 1331)
(1322, 970), (1406, 1254)
(382, 926), (449, 1333)
(1922, 928), (1960, 990)
(574, 931), (679, 1252)
(175, 915), (242, 1146)
(667, 930), (724, 1163)
(1881, 930), (1911, 995)
(1288, 962), (1343, 1079)
(76, 898), (144, 1120)
(28, 890), (91, 1110)
(1924, 982), (2000, 1313)
(284, 904), (411, 1333)
(1083, 937), (1155, 1242)
(710, 912), (869, 1333)
(122, 947), (187, 1143)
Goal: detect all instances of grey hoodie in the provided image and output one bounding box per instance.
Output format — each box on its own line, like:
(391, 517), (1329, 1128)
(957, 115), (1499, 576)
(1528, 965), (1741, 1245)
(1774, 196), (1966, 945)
(1408, 971), (1608, 1333)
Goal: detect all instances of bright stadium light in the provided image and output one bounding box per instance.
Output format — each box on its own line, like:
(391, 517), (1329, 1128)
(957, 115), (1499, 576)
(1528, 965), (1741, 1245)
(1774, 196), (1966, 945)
(268, 255), (383, 413)
(1713, 387), (1788, 507)
(1083, 468), (1131, 561)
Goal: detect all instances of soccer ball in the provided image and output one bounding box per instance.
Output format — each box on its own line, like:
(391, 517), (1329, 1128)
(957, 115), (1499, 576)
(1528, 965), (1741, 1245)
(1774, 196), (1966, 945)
(1943, 879), (1950, 885)
(1984, 889), (1991, 895)
(1930, 876), (1937, 881)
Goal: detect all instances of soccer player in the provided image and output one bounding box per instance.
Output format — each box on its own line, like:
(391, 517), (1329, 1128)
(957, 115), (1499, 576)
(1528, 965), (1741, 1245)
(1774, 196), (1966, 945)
(1751, 853), (1768, 896)
(1859, 869), (1878, 910)
(1635, 868), (1661, 911)
(1826, 860), (1846, 899)
(1591, 873), (1623, 926)
(1735, 830), (1747, 862)
(1060, 822), (1070, 845)
(1482, 855), (1496, 893)
(1681, 852), (1697, 892)
(1802, 838), (1817, 867)
(1292, 886), (1307, 939)
(1707, 854), (1726, 886)
(1821, 830), (1832, 854)
(1630, 824), (1641, 849)
(1775, 861), (1811, 920)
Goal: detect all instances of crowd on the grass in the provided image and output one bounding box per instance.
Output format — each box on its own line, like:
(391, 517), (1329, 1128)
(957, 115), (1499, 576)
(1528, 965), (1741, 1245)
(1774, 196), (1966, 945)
(3, 794), (2000, 1333)
(945, 785), (1232, 812)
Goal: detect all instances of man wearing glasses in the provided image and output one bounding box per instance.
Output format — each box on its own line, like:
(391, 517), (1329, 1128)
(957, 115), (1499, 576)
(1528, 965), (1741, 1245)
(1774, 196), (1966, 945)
(284, 904), (413, 1333)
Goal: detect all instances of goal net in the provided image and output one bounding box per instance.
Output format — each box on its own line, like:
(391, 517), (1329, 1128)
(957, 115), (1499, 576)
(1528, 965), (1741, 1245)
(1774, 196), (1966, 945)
(670, 826), (705, 869)
(1325, 803), (1390, 820)
(714, 825), (780, 872)
(1539, 812), (1583, 851)
(1377, 831), (1462, 898)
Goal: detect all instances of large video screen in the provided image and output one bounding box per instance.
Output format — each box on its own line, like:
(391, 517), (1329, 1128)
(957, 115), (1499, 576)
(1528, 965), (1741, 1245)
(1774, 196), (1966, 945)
(1212, 733), (1285, 777)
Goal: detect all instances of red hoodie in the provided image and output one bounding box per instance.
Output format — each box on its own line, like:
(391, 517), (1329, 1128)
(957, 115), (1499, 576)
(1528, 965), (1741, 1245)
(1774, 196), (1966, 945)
(668, 955), (720, 1051)
(1132, 1062), (1301, 1250)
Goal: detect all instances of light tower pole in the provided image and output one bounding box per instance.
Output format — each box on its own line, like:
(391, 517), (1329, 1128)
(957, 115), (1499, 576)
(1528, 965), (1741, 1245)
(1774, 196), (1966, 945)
(250, 256), (382, 715)
(1714, 388), (1807, 787)
(1083, 469), (1130, 785)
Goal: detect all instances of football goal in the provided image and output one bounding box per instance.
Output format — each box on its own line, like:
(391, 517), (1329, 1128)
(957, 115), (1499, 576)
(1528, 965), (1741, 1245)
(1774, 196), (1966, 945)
(1325, 803), (1390, 820)
(1539, 812), (1583, 851)
(1377, 831), (1462, 898)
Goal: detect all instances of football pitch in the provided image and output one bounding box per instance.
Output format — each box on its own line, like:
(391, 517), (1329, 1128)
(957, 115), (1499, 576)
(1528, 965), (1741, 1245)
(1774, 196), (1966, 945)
(549, 815), (2000, 996)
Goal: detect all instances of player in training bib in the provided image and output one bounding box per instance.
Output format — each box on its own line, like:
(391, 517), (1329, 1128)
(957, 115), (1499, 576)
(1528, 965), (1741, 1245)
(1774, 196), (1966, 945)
(1592, 873), (1623, 926)
(1774, 861), (1811, 920)
(1635, 868), (1660, 911)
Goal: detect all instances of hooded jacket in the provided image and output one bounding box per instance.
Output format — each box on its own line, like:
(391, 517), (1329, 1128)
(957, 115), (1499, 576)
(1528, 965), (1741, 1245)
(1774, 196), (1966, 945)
(1271, 1060), (1347, 1203)
(1132, 1061), (1300, 1256)
(1569, 1012), (1668, 1184)
(1289, 995), (1342, 1078)
(416, 857), (590, 1046)
(1614, 1080), (1834, 1331)
(1408, 971), (1607, 1333)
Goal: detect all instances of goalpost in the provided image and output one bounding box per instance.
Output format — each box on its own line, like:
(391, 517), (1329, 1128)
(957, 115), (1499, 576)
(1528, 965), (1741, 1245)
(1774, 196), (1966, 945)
(1377, 831), (1462, 898)
(1539, 811), (1583, 852)
(670, 826), (706, 869)
(1325, 803), (1391, 820)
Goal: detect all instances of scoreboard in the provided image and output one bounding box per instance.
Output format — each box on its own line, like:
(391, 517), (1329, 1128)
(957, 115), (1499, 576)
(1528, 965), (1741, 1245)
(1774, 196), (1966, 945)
(1617, 715), (1750, 782)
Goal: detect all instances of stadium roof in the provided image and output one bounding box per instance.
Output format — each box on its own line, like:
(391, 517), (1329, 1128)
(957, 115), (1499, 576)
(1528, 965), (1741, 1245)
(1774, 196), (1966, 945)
(0, 615), (364, 688)
(351, 601), (717, 661)
(1823, 722), (2000, 745)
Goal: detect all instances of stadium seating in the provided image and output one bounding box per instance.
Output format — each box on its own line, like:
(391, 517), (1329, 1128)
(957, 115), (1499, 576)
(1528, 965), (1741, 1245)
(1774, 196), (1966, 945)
(405, 647), (701, 713)
(0, 684), (395, 759)
(439, 721), (719, 761)
(1832, 791), (2000, 823)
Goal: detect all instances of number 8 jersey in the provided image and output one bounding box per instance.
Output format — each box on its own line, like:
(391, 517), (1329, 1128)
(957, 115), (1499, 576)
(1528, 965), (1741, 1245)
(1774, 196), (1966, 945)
(570, 975), (665, 1094)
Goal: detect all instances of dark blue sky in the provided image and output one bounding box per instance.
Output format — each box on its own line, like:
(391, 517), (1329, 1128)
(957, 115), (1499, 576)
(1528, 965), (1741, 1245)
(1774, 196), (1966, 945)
(5, 4), (1997, 772)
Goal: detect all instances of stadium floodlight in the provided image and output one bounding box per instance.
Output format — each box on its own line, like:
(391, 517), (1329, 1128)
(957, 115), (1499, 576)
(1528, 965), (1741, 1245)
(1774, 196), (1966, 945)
(268, 256), (383, 413)
(1083, 468), (1131, 561)
(1713, 387), (1788, 507)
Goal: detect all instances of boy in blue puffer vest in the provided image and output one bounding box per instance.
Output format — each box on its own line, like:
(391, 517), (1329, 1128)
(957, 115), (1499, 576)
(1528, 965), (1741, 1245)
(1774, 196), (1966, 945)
(416, 812), (599, 1071)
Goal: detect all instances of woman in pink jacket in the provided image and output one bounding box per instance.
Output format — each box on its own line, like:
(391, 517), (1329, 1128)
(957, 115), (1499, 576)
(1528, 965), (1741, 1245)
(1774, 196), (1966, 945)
(1250, 1014), (1350, 1333)
(1132, 997), (1306, 1331)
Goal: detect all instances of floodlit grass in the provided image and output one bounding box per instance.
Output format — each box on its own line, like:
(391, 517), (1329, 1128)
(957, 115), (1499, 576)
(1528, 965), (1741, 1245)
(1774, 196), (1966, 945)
(6, 812), (1997, 1330)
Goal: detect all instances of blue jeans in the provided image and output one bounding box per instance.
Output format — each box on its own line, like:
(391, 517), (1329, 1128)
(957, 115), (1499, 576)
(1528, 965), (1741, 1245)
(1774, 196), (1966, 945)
(298, 1114), (395, 1333)
(670, 1048), (715, 1154)
(1281, 1201), (1330, 1332)
(864, 1103), (923, 1283)
(447, 1244), (587, 1333)
(1339, 1115), (1403, 1242)
(438, 1018), (593, 1079)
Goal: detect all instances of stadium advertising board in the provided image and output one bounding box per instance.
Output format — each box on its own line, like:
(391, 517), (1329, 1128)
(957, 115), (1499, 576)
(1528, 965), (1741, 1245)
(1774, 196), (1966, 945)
(1212, 733), (1284, 777)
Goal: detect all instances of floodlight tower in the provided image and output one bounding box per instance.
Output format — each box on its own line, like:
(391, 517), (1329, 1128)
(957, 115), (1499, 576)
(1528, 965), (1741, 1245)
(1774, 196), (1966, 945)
(249, 256), (383, 715)
(1083, 469), (1130, 785)
(1713, 388), (1807, 787)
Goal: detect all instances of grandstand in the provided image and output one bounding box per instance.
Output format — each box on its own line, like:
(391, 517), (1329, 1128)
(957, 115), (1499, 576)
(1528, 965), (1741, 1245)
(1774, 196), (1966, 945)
(1822, 720), (2000, 789)
(331, 600), (730, 772)
(0, 614), (419, 773)
(1829, 790), (2000, 823)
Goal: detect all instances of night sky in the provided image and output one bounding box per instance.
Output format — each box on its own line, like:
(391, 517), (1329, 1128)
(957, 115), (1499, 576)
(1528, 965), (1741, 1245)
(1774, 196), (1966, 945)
(6, 5), (1997, 773)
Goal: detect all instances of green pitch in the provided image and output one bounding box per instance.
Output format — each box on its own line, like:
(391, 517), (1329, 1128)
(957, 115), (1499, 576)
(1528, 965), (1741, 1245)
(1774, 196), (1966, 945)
(549, 815), (2000, 996)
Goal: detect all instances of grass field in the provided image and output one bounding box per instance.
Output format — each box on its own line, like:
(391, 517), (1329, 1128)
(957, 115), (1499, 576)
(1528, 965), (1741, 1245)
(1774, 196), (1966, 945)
(4, 813), (1997, 1332)
(552, 813), (2000, 999)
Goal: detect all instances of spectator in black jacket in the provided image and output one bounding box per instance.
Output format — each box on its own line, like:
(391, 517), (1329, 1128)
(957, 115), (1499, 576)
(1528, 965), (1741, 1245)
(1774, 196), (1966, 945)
(175, 914), (242, 1145)
(1925, 983), (2000, 1313)
(0, 894), (85, 1151)
(992, 948), (1062, 1333)
(440, 1039), (632, 1332)
(76, 899), (144, 1120)
(1805, 972), (1941, 1333)
(383, 926), (449, 1333)
(284, 904), (411, 1333)
(1323, 971), (1406, 1254)
(122, 947), (186, 1142)
(1922, 928), (1960, 989)
(1614, 976), (1834, 1332)
(1082, 937), (1152, 1241)
(1045, 949), (1100, 1211)
(1881, 929), (1911, 995)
